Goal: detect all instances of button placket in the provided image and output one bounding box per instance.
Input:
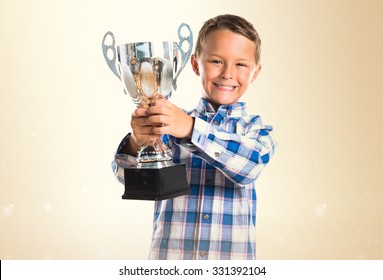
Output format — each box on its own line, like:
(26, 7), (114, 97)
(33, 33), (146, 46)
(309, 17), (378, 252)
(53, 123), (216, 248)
(211, 112), (223, 126)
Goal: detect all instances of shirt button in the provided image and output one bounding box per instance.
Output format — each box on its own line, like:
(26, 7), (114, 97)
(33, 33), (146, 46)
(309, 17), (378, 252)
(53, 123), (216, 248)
(214, 152), (221, 157)
(206, 179), (212, 185)
(203, 214), (209, 220)
(213, 120), (219, 125)
(199, 251), (206, 257)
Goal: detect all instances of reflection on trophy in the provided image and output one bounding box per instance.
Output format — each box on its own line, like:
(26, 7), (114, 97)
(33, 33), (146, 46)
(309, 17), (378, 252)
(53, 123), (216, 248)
(102, 23), (193, 200)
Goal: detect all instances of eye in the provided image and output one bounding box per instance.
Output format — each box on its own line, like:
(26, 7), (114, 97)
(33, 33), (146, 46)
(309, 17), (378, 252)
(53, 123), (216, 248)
(211, 60), (222, 64)
(236, 63), (247, 67)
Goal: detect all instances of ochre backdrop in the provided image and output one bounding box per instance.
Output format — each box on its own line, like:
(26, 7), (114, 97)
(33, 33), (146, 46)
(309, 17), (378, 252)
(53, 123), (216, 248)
(1, 0), (382, 259)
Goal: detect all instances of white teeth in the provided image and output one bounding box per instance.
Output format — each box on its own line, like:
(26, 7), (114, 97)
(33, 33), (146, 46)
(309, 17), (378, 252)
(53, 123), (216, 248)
(215, 83), (235, 90)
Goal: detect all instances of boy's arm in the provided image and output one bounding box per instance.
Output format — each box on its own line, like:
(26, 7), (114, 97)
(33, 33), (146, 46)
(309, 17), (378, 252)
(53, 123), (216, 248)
(145, 99), (195, 139)
(111, 133), (138, 185)
(126, 98), (275, 186)
(111, 104), (163, 185)
(145, 98), (275, 186)
(175, 115), (276, 186)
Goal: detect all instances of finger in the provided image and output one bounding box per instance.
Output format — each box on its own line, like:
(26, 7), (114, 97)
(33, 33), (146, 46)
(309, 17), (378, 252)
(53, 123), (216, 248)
(151, 98), (176, 108)
(133, 126), (158, 135)
(146, 115), (169, 126)
(151, 98), (167, 106)
(131, 117), (150, 128)
(146, 105), (170, 117)
(137, 99), (150, 108)
(151, 126), (169, 135)
(132, 108), (149, 117)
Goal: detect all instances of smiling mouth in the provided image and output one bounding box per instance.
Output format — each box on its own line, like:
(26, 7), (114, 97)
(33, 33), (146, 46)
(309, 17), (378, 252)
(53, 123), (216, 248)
(213, 83), (236, 91)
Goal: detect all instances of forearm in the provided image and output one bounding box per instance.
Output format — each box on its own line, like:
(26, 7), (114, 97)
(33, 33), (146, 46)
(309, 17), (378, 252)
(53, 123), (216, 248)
(111, 133), (140, 185)
(174, 116), (275, 185)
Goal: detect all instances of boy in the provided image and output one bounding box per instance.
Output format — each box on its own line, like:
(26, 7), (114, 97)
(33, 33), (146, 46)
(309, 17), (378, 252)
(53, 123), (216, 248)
(112, 14), (275, 260)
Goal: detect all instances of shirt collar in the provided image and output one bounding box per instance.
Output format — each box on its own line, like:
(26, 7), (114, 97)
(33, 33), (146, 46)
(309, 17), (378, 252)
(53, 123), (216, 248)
(195, 98), (247, 118)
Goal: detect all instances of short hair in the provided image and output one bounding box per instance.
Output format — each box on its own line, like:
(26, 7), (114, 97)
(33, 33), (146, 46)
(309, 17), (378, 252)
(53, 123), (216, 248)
(194, 14), (262, 65)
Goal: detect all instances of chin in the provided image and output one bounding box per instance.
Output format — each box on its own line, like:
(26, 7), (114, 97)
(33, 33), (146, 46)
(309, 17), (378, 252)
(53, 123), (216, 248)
(216, 99), (236, 106)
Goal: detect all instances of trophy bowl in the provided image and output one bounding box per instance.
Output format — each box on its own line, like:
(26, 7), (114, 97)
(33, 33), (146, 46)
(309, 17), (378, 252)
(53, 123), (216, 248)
(102, 23), (193, 200)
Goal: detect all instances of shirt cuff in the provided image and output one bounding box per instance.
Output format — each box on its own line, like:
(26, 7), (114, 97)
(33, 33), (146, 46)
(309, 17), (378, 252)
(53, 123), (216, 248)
(172, 117), (209, 154)
(192, 116), (210, 147)
(190, 117), (226, 161)
(115, 133), (138, 166)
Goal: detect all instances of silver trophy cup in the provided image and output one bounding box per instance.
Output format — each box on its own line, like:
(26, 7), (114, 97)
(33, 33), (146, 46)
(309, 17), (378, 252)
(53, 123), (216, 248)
(102, 23), (193, 200)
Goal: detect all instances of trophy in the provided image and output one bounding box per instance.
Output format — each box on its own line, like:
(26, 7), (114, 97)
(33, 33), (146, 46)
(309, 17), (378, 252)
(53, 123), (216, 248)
(102, 23), (193, 201)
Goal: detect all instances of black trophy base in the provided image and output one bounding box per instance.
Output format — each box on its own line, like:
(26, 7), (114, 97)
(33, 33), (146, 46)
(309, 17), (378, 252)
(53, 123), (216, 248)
(123, 164), (189, 201)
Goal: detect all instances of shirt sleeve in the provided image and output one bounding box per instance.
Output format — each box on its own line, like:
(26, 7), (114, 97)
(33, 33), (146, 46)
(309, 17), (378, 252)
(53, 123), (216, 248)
(111, 133), (171, 185)
(111, 133), (138, 185)
(174, 115), (276, 186)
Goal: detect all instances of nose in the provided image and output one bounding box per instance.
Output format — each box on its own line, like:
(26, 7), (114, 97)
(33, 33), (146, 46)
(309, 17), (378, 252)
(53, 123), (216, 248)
(220, 65), (233, 80)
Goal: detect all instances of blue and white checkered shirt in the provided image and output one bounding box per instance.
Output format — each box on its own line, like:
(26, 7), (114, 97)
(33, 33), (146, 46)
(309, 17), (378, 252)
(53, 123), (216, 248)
(112, 98), (275, 260)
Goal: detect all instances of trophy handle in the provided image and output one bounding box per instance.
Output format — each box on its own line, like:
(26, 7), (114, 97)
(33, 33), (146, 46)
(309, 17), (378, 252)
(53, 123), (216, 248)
(102, 31), (121, 80)
(173, 23), (193, 90)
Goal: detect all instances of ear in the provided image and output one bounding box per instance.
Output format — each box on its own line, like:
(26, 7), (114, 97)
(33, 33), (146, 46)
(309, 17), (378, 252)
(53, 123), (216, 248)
(191, 55), (200, 76)
(251, 64), (262, 83)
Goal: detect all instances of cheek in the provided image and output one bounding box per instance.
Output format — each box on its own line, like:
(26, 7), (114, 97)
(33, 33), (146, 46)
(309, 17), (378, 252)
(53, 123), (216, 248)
(200, 73), (211, 90)
(202, 63), (219, 76)
(239, 71), (254, 84)
(200, 69), (214, 83)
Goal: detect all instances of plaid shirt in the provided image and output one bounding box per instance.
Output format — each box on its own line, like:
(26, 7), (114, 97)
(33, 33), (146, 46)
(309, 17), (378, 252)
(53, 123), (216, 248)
(112, 98), (275, 260)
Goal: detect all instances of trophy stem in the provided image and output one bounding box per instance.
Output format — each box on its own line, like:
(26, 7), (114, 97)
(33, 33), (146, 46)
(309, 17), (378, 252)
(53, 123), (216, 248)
(137, 138), (173, 169)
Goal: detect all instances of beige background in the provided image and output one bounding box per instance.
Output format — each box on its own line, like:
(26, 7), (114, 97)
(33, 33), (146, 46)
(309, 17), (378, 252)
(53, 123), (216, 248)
(0, 0), (382, 259)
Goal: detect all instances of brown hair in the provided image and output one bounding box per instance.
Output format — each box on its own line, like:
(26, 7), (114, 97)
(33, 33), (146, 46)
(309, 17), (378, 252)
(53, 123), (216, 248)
(194, 14), (262, 65)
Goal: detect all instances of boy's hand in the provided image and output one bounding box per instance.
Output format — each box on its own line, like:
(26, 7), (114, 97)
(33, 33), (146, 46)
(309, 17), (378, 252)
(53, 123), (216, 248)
(146, 98), (194, 139)
(127, 98), (194, 156)
(129, 105), (161, 151)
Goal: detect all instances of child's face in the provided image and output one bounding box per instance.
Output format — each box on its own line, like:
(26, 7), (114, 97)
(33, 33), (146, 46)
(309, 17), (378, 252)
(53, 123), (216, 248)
(191, 29), (261, 110)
